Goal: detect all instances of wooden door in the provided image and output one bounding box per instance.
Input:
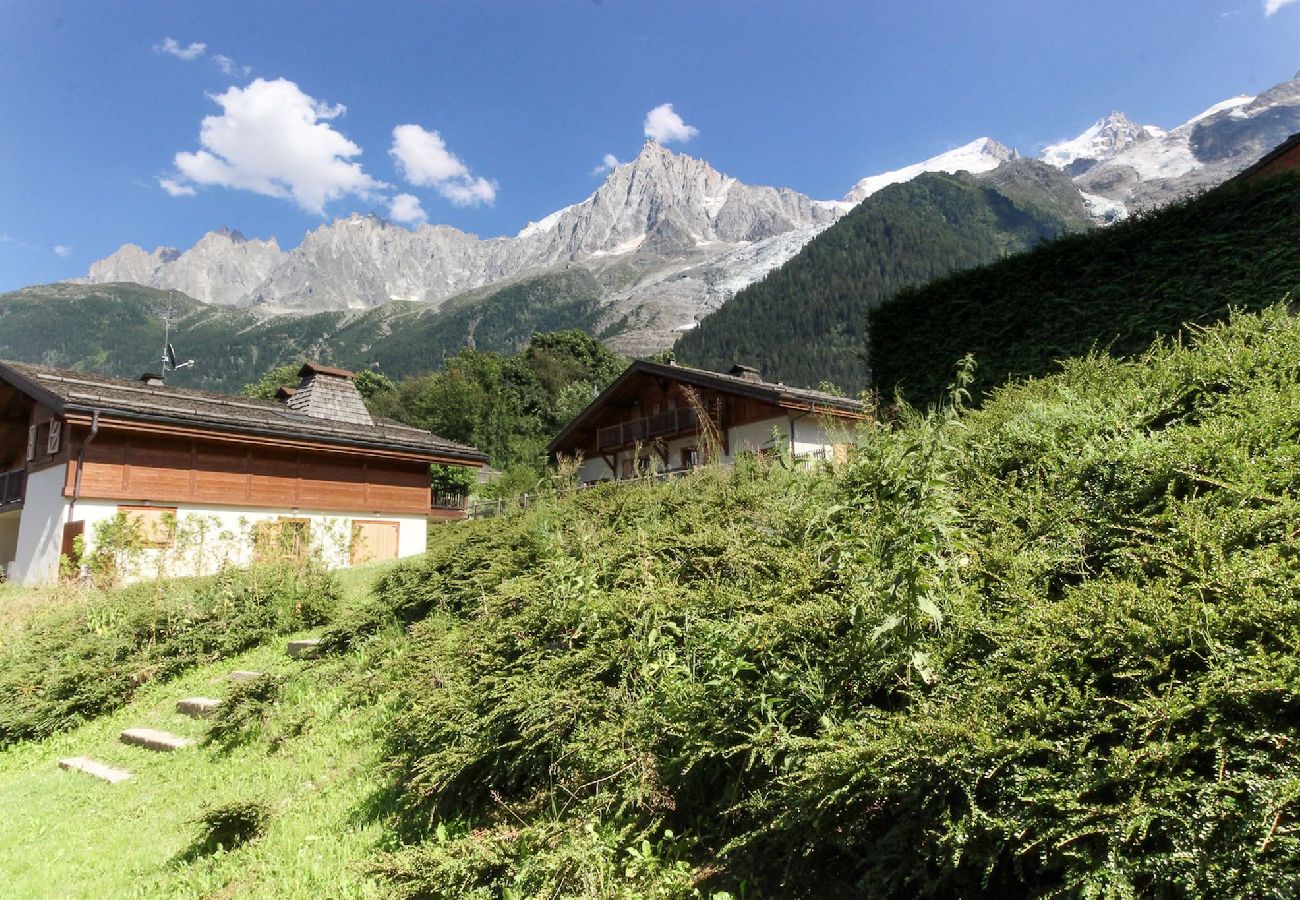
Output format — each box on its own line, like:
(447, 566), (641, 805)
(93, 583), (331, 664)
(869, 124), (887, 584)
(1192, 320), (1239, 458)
(351, 520), (399, 564)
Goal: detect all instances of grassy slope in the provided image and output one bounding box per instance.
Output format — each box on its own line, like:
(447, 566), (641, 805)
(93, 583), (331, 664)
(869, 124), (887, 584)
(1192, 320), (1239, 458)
(868, 171), (1300, 405)
(674, 160), (1091, 392)
(0, 562), (398, 899)
(5, 307), (1300, 896)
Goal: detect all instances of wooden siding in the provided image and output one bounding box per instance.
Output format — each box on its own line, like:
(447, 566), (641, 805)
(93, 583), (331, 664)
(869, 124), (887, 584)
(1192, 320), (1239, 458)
(62, 427), (437, 515)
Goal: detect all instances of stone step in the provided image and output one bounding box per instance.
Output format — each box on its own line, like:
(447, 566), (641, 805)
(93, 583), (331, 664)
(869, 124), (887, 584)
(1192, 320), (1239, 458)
(287, 639), (322, 660)
(58, 756), (131, 784)
(120, 728), (195, 752)
(176, 697), (223, 719)
(229, 670), (265, 682)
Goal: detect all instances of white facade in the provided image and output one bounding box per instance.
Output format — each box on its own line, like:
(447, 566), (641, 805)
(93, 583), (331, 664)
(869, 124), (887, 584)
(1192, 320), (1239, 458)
(574, 411), (855, 483)
(6, 467), (69, 586)
(3, 470), (428, 587)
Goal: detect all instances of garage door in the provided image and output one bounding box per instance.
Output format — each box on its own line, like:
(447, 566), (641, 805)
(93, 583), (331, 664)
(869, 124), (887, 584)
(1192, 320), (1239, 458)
(351, 520), (399, 564)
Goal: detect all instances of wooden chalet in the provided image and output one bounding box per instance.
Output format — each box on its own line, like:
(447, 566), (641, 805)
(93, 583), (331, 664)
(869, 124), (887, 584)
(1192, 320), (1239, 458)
(1234, 131), (1300, 182)
(0, 361), (486, 586)
(548, 360), (866, 483)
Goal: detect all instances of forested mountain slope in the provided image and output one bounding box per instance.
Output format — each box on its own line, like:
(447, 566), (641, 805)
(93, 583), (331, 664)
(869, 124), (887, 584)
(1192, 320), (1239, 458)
(0, 270), (602, 394)
(869, 170), (1300, 404)
(674, 160), (1092, 392)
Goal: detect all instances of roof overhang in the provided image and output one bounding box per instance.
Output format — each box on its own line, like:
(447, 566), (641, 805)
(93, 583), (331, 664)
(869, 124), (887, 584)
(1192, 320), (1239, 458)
(547, 360), (866, 456)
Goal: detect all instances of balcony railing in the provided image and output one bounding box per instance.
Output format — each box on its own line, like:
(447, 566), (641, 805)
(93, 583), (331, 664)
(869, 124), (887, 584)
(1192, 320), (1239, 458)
(0, 468), (25, 509)
(431, 486), (469, 512)
(596, 407), (699, 451)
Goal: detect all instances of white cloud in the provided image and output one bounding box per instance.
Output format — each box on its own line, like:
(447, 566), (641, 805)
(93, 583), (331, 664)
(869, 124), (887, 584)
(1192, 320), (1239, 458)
(591, 153), (620, 176)
(154, 37), (206, 61)
(165, 78), (387, 214)
(1265, 0), (1297, 12)
(388, 193), (427, 225)
(159, 177), (197, 197)
(212, 54), (251, 77)
(53, 245), (72, 257)
(389, 124), (497, 206)
(643, 103), (698, 144)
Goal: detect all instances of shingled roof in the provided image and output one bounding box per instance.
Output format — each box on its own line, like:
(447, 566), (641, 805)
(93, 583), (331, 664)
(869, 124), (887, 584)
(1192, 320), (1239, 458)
(0, 360), (486, 464)
(548, 359), (866, 454)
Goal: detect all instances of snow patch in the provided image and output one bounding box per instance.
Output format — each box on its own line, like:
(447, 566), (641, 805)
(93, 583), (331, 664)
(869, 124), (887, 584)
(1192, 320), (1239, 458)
(842, 137), (1016, 206)
(1186, 94), (1254, 126)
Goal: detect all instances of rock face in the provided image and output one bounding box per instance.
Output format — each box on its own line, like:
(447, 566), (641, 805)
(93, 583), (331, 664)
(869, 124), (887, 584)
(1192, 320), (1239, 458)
(86, 228), (281, 306)
(86, 142), (839, 317)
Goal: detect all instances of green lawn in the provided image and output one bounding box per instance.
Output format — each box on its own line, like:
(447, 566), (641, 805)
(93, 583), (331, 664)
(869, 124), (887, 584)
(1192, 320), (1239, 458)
(0, 561), (403, 898)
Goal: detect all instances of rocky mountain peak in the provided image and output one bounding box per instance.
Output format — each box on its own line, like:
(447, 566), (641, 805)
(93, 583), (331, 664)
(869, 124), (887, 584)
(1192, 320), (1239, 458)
(1041, 113), (1157, 175)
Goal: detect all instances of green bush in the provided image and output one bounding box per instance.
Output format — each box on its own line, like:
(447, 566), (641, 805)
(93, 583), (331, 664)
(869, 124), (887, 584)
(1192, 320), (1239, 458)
(0, 562), (338, 747)
(187, 799), (272, 857)
(869, 172), (1300, 405)
(368, 307), (1300, 897)
(203, 674), (285, 748)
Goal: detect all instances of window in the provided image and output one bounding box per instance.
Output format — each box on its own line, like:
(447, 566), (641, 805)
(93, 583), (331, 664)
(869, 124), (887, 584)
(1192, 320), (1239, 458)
(254, 517), (311, 562)
(118, 505), (177, 548)
(680, 447), (699, 470)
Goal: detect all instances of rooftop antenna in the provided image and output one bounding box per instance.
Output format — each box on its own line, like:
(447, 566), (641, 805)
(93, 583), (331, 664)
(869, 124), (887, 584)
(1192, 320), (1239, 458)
(158, 290), (196, 382)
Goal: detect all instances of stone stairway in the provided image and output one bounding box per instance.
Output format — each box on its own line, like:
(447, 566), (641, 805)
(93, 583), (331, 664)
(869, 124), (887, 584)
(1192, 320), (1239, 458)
(58, 639), (320, 784)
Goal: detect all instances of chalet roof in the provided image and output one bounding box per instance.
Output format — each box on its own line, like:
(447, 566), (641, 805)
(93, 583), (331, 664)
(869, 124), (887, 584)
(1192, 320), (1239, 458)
(1232, 131), (1300, 182)
(548, 359), (866, 454)
(0, 360), (487, 465)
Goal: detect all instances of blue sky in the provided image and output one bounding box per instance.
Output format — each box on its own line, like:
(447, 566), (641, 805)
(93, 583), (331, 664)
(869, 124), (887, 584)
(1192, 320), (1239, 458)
(1, 0), (1298, 291)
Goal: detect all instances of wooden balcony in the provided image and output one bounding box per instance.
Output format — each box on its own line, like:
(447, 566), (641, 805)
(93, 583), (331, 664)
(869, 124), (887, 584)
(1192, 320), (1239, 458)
(596, 407), (699, 451)
(431, 486), (469, 512)
(0, 467), (25, 509)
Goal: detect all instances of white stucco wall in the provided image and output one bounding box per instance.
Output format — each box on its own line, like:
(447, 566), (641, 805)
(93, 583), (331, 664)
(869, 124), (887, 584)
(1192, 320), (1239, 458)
(68, 500), (429, 583)
(8, 466), (70, 586)
(789, 414), (857, 459)
(0, 510), (22, 579)
(725, 416), (789, 460)
(576, 456), (614, 484)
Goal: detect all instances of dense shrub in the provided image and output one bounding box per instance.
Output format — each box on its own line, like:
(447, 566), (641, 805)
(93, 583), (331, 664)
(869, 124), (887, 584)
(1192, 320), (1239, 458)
(869, 172), (1300, 405)
(368, 307), (1300, 897)
(0, 562), (338, 747)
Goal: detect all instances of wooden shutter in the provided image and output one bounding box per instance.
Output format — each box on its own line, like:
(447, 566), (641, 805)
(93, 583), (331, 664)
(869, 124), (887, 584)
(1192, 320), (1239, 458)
(351, 521), (399, 564)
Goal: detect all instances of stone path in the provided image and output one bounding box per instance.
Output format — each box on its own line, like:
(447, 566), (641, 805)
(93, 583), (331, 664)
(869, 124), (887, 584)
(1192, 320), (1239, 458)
(58, 756), (131, 784)
(120, 728), (195, 752)
(176, 697), (223, 719)
(58, 639), (322, 781)
(287, 639), (322, 659)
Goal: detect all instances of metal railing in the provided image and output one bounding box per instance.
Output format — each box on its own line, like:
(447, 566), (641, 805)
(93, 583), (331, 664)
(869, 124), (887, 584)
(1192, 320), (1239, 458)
(0, 468), (25, 508)
(596, 407), (699, 451)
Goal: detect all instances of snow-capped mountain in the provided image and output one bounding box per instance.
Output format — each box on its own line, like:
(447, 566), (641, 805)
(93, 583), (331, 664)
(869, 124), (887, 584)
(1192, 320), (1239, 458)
(1064, 72), (1300, 213)
(839, 137), (1019, 208)
(79, 70), (1300, 353)
(1040, 112), (1161, 175)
